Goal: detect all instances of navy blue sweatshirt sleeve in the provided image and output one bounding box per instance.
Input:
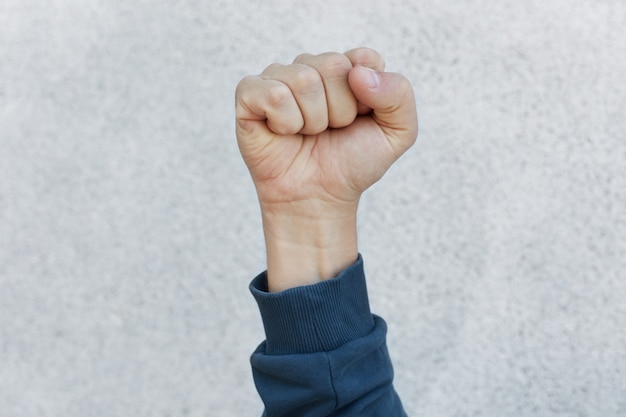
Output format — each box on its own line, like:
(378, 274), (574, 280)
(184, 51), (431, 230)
(249, 255), (407, 417)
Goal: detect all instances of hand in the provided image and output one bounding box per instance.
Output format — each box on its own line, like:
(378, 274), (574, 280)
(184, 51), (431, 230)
(236, 48), (418, 291)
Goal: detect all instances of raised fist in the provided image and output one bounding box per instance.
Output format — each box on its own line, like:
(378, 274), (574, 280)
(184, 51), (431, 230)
(236, 48), (418, 213)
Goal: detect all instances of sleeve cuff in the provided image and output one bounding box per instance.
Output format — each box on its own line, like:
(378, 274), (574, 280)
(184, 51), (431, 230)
(249, 254), (375, 355)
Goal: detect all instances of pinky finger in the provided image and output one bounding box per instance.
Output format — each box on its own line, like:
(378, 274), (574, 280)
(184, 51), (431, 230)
(236, 75), (304, 136)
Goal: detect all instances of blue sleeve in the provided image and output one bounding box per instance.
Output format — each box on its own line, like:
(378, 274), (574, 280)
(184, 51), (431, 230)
(249, 255), (407, 417)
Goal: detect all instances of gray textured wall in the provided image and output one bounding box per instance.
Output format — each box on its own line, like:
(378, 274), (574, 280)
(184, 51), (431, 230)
(1, 0), (625, 416)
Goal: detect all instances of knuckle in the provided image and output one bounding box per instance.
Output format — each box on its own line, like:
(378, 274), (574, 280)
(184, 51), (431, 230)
(235, 75), (254, 97)
(292, 66), (322, 94)
(267, 83), (292, 107)
(293, 53), (312, 63)
(320, 53), (352, 77)
(262, 63), (282, 75)
(353, 47), (376, 58)
(269, 116), (303, 135)
(349, 47), (385, 68)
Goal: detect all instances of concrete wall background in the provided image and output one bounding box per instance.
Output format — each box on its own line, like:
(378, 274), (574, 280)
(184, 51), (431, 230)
(1, 0), (625, 416)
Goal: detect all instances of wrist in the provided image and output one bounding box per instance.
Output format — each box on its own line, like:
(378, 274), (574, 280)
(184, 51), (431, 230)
(260, 200), (359, 292)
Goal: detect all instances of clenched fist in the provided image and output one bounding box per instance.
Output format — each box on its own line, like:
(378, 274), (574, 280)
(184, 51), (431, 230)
(236, 48), (418, 291)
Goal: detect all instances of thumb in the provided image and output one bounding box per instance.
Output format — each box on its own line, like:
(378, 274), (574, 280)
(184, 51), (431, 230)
(348, 65), (418, 155)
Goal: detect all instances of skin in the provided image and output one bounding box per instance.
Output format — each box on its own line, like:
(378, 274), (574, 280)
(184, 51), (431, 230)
(236, 47), (418, 292)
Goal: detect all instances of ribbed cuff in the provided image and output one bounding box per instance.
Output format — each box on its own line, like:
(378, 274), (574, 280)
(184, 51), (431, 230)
(249, 254), (375, 355)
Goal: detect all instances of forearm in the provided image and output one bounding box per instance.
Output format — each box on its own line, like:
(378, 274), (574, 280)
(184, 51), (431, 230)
(261, 201), (359, 292)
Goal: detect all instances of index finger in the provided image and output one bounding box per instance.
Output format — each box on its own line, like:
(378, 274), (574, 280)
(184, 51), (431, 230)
(344, 48), (386, 114)
(343, 47), (385, 72)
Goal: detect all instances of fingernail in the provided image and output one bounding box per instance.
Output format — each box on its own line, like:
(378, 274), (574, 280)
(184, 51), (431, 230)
(359, 65), (380, 89)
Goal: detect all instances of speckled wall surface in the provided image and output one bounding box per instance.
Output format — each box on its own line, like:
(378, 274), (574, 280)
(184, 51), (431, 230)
(1, 1), (625, 416)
